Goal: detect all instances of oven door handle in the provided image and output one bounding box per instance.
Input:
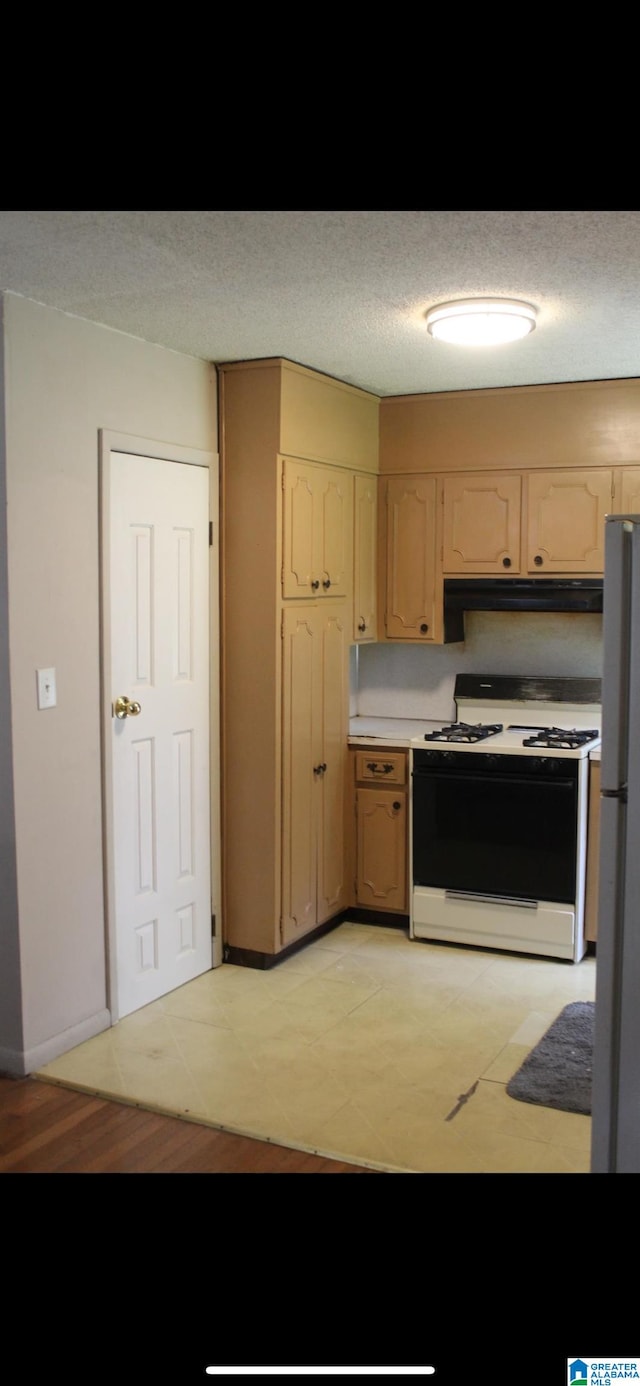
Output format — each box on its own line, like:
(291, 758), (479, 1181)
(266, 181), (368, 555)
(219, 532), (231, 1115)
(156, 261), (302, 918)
(413, 770), (577, 790)
(445, 890), (538, 909)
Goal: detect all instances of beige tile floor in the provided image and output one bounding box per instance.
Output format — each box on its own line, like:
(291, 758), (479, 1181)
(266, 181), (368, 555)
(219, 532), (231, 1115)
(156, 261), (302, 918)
(36, 921), (597, 1173)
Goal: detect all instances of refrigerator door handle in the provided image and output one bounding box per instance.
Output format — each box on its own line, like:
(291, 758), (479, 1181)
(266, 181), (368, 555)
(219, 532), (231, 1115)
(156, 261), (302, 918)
(599, 517), (632, 793)
(592, 516), (640, 1173)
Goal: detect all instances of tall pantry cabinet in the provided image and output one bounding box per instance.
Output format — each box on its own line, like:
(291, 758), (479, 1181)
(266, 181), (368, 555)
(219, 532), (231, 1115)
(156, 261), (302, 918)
(218, 359), (379, 964)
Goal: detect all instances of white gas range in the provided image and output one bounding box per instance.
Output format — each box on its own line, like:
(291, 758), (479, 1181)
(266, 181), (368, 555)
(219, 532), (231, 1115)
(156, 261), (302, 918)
(410, 675), (602, 962)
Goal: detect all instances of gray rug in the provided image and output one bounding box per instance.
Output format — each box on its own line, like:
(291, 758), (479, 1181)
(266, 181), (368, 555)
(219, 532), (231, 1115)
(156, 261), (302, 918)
(506, 1001), (594, 1115)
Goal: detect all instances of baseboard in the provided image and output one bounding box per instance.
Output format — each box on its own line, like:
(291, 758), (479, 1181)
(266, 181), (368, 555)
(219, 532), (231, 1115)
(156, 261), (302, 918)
(224, 912), (352, 970)
(343, 907), (410, 929)
(224, 907), (410, 969)
(0, 1008), (112, 1077)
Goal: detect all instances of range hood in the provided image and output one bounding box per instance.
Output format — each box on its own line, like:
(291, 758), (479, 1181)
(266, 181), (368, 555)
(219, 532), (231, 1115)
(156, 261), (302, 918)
(444, 577), (604, 629)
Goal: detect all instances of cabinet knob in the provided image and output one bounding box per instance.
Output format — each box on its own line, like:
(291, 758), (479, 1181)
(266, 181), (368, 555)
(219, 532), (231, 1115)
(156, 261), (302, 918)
(311, 579), (320, 590)
(322, 578), (331, 590)
(393, 801), (402, 811)
(358, 619), (366, 632)
(534, 555), (543, 566)
(502, 556), (511, 568)
(420, 622), (429, 633)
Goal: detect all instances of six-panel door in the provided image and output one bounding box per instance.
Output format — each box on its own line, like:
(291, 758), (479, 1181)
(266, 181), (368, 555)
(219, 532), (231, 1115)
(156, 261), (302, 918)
(109, 452), (212, 1018)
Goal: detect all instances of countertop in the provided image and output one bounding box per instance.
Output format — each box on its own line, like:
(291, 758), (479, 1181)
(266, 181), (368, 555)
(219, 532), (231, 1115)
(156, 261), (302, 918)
(348, 716), (446, 747)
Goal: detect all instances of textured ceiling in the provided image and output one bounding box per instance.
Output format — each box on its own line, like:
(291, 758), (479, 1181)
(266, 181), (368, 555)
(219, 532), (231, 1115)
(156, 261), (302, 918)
(1, 209), (640, 398)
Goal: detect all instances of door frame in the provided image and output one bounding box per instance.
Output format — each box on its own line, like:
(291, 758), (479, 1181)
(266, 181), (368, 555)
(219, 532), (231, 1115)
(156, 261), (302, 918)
(99, 430), (221, 1022)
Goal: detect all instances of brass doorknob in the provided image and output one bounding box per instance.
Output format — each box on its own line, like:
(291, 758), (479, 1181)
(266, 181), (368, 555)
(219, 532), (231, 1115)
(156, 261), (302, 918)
(113, 695), (142, 719)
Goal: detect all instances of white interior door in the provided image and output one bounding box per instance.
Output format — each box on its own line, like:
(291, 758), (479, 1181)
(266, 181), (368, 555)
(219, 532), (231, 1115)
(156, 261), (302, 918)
(107, 449), (213, 1019)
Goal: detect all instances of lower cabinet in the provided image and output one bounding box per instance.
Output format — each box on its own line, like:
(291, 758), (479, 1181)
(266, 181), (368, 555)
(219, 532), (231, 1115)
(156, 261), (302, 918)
(584, 759), (601, 943)
(353, 749), (408, 913)
(281, 604), (350, 946)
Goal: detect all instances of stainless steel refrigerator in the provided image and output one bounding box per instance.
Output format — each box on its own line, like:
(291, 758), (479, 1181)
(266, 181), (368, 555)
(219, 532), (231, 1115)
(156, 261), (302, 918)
(591, 513), (640, 1172)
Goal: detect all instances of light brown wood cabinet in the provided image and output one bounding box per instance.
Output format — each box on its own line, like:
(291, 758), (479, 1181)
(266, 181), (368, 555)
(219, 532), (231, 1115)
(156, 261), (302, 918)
(380, 475), (441, 641)
(353, 750), (408, 913)
(353, 474), (377, 642)
(618, 465), (640, 513)
(282, 456), (352, 599)
(526, 470), (612, 572)
(442, 467), (613, 577)
(442, 473), (522, 573)
(584, 759), (601, 943)
(281, 605), (350, 945)
(218, 357), (379, 962)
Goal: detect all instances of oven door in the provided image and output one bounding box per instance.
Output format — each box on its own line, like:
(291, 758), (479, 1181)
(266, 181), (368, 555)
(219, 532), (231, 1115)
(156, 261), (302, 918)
(412, 749), (579, 904)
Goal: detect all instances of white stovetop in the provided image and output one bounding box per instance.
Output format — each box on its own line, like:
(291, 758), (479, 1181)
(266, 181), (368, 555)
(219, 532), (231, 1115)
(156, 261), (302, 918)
(410, 696), (602, 759)
(410, 726), (602, 758)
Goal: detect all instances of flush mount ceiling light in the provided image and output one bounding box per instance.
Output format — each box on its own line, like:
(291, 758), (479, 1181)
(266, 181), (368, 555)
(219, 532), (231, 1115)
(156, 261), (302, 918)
(425, 297), (537, 346)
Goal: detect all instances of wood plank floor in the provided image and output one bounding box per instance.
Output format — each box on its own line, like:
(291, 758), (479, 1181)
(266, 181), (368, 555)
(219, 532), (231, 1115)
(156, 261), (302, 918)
(0, 1075), (380, 1173)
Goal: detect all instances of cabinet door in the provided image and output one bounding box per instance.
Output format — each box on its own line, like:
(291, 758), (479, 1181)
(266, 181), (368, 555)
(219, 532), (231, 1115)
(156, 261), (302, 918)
(282, 458), (352, 598)
(317, 606), (350, 922)
(442, 473), (522, 574)
(282, 459), (319, 598)
(315, 465), (352, 596)
(356, 788), (407, 911)
(619, 467), (640, 514)
(384, 476), (437, 639)
(353, 474), (377, 641)
(281, 607), (321, 944)
(526, 470), (612, 573)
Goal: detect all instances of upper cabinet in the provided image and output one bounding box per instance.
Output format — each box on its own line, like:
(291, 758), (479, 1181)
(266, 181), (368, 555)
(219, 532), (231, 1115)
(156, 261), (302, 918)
(382, 475), (440, 641)
(442, 468), (613, 577)
(353, 474), (377, 642)
(282, 457), (352, 599)
(618, 466), (640, 514)
(526, 470), (612, 573)
(442, 473), (522, 573)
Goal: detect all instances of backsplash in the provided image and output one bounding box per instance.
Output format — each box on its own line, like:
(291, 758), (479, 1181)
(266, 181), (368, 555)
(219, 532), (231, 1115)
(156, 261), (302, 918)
(354, 611), (604, 722)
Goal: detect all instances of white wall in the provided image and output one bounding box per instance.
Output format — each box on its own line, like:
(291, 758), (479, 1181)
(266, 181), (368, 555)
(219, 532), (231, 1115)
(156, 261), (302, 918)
(0, 298), (23, 1056)
(1, 294), (217, 1074)
(356, 611), (604, 722)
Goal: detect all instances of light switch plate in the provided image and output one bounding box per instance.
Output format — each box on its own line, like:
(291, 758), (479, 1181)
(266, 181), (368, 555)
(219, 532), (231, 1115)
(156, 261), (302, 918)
(36, 667), (57, 709)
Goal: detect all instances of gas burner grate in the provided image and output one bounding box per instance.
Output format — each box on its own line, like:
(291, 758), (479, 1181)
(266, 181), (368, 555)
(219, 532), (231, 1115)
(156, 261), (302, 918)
(522, 727), (599, 749)
(424, 721), (504, 744)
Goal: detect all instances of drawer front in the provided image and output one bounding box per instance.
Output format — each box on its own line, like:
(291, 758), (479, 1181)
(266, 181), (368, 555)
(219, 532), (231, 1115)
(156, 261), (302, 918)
(355, 751), (406, 785)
